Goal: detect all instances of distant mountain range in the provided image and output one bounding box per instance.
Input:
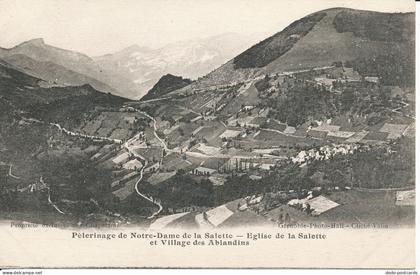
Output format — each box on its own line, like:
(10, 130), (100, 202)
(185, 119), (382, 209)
(0, 8), (413, 101)
(0, 7), (414, 226)
(93, 33), (265, 99)
(0, 33), (264, 99)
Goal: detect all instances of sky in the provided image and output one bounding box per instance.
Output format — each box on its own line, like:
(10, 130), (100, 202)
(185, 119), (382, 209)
(0, 0), (415, 56)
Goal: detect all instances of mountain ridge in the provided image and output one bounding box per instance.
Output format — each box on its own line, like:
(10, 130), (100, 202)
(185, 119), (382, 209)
(94, 33), (265, 99)
(0, 33), (263, 99)
(142, 74), (192, 100)
(0, 38), (129, 97)
(168, 7), (414, 94)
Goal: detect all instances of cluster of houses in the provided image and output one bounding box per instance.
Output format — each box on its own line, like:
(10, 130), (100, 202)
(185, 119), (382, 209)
(111, 152), (143, 171)
(291, 144), (362, 165)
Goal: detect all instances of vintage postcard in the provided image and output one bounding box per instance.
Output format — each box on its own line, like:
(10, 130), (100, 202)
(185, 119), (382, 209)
(0, 0), (416, 270)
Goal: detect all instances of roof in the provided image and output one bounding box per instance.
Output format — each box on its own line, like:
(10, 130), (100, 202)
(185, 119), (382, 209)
(307, 195), (340, 216)
(219, 129), (241, 139)
(206, 205), (234, 227)
(205, 199), (275, 228)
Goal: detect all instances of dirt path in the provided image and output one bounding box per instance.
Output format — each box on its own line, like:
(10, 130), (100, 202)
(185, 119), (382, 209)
(27, 116), (162, 218)
(122, 114), (164, 219)
(50, 123), (122, 144)
(8, 165), (20, 179)
(41, 177), (65, 215)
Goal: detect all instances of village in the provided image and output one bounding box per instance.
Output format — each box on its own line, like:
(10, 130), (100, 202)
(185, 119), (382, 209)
(0, 60), (415, 228)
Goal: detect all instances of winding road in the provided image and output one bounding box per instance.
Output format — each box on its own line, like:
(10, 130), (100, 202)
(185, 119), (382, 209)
(52, 117), (164, 219)
(124, 108), (179, 153)
(8, 165), (20, 179)
(50, 123), (122, 144)
(123, 136), (163, 219)
(28, 115), (163, 218)
(122, 111), (165, 219)
(41, 176), (66, 215)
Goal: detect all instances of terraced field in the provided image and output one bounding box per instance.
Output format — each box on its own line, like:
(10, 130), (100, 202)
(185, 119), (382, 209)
(78, 111), (147, 141)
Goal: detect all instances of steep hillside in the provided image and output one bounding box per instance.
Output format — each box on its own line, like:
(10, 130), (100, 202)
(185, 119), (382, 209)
(0, 60), (130, 221)
(0, 60), (127, 128)
(188, 8), (414, 89)
(263, 8), (414, 74)
(233, 12), (327, 69)
(0, 34), (264, 99)
(142, 74), (192, 100)
(2, 54), (115, 92)
(333, 9), (414, 42)
(0, 39), (131, 97)
(158, 7), (415, 147)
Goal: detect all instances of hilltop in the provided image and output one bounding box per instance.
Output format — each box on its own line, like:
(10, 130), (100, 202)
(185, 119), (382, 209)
(0, 33), (261, 100)
(94, 33), (263, 99)
(0, 38), (129, 97)
(0, 7), (415, 227)
(142, 74), (192, 101)
(0, 59), (127, 127)
(177, 8), (414, 90)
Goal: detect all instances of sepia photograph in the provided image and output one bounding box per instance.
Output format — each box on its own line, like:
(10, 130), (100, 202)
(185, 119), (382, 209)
(0, 0), (416, 271)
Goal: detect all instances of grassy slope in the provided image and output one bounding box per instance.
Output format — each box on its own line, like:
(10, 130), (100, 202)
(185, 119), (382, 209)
(0, 61), (129, 129)
(0, 61), (128, 219)
(233, 12), (327, 69)
(3, 54), (116, 93)
(182, 8), (414, 89)
(263, 8), (414, 74)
